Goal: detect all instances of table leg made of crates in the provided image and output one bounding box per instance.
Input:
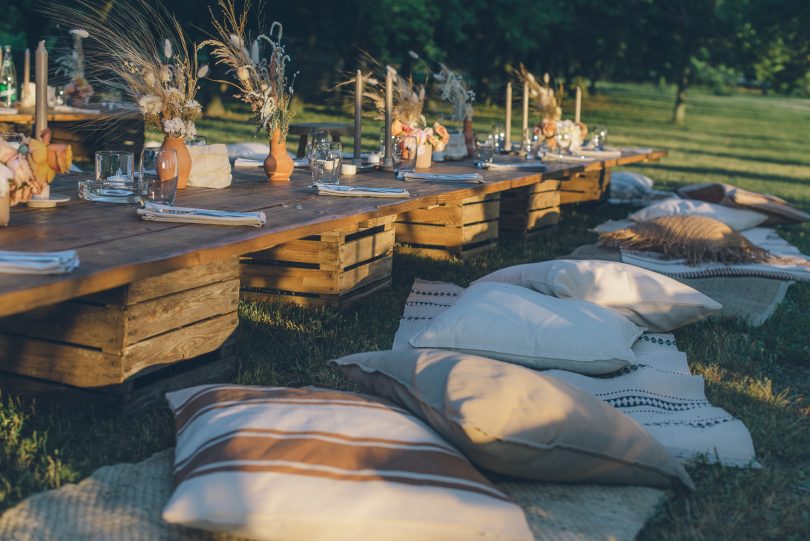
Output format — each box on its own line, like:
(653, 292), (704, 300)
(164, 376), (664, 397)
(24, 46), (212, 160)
(394, 194), (501, 260)
(499, 179), (561, 236)
(240, 216), (396, 309)
(559, 166), (611, 205)
(0, 259), (239, 412)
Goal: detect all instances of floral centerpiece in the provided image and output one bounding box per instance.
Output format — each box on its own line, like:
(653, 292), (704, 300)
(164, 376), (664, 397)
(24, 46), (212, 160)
(355, 61), (449, 169)
(0, 130), (72, 224)
(517, 65), (562, 149)
(57, 29), (94, 107)
(47, 0), (205, 189)
(433, 64), (475, 159)
(204, 0), (297, 182)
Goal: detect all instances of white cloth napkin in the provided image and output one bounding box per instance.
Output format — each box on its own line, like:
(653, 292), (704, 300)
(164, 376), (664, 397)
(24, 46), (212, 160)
(402, 172), (484, 183)
(0, 250), (79, 274)
(576, 149), (623, 159)
(137, 202), (266, 227)
(313, 184), (409, 198)
(188, 144), (232, 188)
(233, 157), (263, 169)
(0, 107), (17, 115)
(541, 153), (595, 162)
(485, 161), (548, 171)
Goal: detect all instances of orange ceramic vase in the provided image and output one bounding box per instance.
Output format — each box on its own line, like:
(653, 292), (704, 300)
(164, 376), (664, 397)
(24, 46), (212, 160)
(463, 118), (475, 157)
(263, 129), (294, 182)
(161, 136), (192, 189)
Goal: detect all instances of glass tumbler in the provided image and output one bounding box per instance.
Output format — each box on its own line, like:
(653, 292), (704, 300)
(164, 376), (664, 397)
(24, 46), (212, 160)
(311, 142), (342, 185)
(140, 148), (179, 205)
(474, 135), (495, 166)
(392, 135), (417, 179)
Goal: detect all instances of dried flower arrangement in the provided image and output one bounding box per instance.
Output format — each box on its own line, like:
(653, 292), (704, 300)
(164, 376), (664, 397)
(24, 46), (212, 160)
(46, 0), (205, 140)
(0, 131), (72, 206)
(433, 64), (475, 123)
(203, 0), (298, 145)
(346, 57), (448, 152)
(517, 64), (561, 125)
(56, 29), (95, 107)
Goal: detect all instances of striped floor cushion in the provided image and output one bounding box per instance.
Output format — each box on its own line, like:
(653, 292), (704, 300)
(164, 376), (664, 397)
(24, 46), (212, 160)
(162, 385), (533, 541)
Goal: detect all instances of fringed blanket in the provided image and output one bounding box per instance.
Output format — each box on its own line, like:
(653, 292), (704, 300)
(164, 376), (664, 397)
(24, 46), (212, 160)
(394, 279), (757, 468)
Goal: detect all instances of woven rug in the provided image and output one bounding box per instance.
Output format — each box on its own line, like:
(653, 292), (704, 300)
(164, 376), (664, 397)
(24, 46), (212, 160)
(0, 449), (666, 541)
(566, 244), (793, 327)
(592, 223), (810, 283)
(394, 279), (757, 468)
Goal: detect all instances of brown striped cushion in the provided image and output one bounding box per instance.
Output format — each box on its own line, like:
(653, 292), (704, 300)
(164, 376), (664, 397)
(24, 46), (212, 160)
(332, 349), (695, 490)
(162, 385), (533, 541)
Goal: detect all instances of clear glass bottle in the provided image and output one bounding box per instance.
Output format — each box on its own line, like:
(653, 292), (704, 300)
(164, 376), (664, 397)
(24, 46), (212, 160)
(0, 46), (18, 107)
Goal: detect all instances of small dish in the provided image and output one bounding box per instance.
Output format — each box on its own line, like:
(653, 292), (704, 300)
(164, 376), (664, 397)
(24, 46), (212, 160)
(26, 196), (71, 208)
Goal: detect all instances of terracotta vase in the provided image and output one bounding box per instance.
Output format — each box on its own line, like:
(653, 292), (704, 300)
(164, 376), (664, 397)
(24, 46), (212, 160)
(463, 118), (475, 158)
(263, 129), (294, 182)
(415, 142), (432, 169)
(161, 136), (191, 189)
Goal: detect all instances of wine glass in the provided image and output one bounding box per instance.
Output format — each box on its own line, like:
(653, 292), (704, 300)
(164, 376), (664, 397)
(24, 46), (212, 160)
(307, 129), (331, 164)
(591, 126), (608, 150)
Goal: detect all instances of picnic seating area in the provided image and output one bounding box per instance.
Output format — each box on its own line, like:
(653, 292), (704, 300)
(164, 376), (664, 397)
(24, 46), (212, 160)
(1, 0), (809, 540)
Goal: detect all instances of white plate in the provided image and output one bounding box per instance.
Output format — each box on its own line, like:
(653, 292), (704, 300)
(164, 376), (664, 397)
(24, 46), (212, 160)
(26, 196), (70, 208)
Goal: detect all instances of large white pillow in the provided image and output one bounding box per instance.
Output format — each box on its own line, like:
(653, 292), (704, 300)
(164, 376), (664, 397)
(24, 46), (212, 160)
(163, 385), (533, 541)
(610, 171), (655, 199)
(409, 282), (642, 375)
(629, 197), (767, 230)
(472, 259), (722, 332)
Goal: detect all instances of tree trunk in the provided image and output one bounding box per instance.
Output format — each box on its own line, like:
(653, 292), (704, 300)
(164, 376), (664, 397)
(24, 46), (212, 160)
(672, 64), (692, 124)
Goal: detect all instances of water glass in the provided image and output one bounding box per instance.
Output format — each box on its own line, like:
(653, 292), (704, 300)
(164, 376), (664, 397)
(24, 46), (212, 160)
(140, 148), (179, 204)
(591, 126), (608, 150)
(307, 129), (331, 164)
(0, 132), (24, 149)
(392, 135), (417, 179)
(311, 142), (342, 185)
(474, 135), (495, 166)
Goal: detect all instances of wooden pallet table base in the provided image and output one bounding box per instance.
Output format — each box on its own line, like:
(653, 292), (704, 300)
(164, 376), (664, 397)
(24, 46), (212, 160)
(559, 169), (611, 205)
(499, 179), (561, 235)
(395, 194), (501, 260)
(0, 258), (240, 412)
(240, 216), (396, 309)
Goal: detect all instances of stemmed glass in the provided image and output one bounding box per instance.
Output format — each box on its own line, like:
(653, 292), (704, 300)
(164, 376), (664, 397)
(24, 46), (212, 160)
(392, 135), (417, 179)
(307, 129), (331, 164)
(555, 132), (572, 155)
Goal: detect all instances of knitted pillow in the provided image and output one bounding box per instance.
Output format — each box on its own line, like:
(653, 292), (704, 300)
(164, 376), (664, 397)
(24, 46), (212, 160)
(599, 215), (770, 265)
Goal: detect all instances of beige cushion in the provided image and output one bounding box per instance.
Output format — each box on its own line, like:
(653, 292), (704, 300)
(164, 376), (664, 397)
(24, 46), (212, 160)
(409, 282), (641, 375)
(332, 349), (694, 490)
(472, 259), (722, 332)
(599, 215), (771, 265)
(162, 385), (533, 541)
(629, 197), (767, 230)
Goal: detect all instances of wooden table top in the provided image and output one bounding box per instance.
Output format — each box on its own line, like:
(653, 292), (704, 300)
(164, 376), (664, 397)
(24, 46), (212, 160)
(0, 109), (141, 124)
(0, 148), (664, 318)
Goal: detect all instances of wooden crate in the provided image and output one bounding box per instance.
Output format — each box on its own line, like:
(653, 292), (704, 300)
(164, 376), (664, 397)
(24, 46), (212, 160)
(0, 258), (240, 410)
(240, 216), (396, 309)
(500, 179), (561, 235)
(395, 194), (501, 260)
(559, 169), (611, 205)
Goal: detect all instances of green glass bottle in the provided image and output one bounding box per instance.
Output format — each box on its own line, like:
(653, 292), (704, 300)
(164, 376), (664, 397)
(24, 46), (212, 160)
(0, 45), (18, 107)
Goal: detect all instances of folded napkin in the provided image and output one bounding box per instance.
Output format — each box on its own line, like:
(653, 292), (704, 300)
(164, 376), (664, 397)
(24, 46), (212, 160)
(402, 172), (484, 183)
(541, 153), (595, 162)
(53, 105), (101, 114)
(576, 149), (623, 159)
(188, 144), (232, 188)
(233, 157), (263, 169)
(0, 250), (79, 274)
(485, 161), (548, 171)
(313, 183), (409, 198)
(137, 202), (266, 227)
(0, 107), (17, 115)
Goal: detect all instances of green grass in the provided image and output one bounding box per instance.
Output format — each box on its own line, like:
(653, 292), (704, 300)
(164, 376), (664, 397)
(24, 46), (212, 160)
(3, 84), (810, 539)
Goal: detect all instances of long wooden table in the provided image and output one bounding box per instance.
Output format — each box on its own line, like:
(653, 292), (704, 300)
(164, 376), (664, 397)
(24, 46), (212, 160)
(0, 148), (664, 410)
(0, 149), (664, 318)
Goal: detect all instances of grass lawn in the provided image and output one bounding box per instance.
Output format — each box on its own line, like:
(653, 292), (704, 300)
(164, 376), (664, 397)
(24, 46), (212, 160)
(2, 84), (809, 539)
